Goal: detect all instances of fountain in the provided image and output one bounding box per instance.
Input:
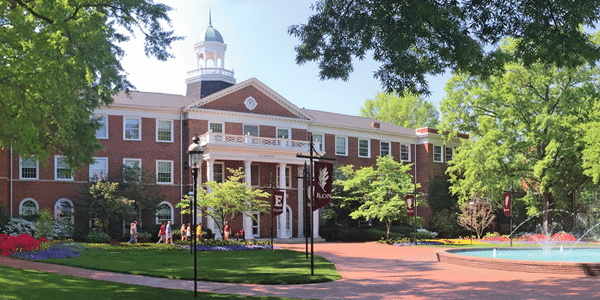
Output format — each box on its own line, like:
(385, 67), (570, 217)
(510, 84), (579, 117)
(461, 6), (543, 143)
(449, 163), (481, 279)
(437, 210), (600, 276)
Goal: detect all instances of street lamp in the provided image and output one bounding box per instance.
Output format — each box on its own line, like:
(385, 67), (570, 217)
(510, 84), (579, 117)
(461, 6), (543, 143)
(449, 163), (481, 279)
(469, 201), (474, 245)
(188, 135), (203, 299)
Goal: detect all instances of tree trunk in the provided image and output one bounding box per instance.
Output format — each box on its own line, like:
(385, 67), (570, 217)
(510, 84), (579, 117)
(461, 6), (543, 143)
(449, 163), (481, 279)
(386, 220), (391, 240)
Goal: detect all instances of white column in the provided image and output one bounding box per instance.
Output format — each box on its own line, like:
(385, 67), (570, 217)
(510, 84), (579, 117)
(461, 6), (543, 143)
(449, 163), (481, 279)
(243, 160), (253, 240)
(297, 166), (304, 238)
(205, 159), (219, 238)
(278, 162), (288, 238)
(313, 209), (320, 238)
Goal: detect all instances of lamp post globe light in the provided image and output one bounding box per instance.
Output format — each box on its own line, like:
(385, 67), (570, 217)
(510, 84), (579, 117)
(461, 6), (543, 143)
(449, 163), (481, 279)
(187, 135), (203, 299)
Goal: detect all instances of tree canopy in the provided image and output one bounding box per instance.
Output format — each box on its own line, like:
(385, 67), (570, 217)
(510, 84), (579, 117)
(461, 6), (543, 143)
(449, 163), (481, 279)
(341, 156), (421, 239)
(1, 0), (181, 169)
(289, 0), (600, 95)
(177, 168), (270, 237)
(440, 38), (600, 230)
(360, 92), (439, 128)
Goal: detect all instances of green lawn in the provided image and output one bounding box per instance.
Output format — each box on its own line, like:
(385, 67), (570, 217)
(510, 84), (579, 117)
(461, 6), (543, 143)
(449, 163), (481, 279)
(0, 265), (297, 300)
(40, 243), (341, 284)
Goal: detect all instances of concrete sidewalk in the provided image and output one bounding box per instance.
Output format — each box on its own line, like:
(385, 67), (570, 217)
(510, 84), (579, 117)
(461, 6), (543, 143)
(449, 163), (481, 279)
(1, 242), (599, 299)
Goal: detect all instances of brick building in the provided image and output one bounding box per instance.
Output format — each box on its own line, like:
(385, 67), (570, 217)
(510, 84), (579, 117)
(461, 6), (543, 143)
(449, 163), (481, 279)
(0, 20), (461, 239)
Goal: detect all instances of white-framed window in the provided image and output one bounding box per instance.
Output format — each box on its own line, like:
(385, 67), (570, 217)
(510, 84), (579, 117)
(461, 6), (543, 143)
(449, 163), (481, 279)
(55, 155), (73, 180)
(214, 162), (224, 183)
(55, 198), (74, 223)
(445, 147), (454, 162)
(19, 156), (38, 180)
(156, 201), (173, 224)
(251, 164), (260, 186)
(95, 115), (108, 139)
(276, 165), (291, 188)
(433, 145), (443, 163)
(243, 124), (259, 136)
(156, 160), (173, 184)
(156, 120), (173, 142)
(209, 122), (224, 133)
(89, 157), (108, 181)
(19, 198), (39, 216)
(277, 128), (290, 139)
(123, 159), (141, 182)
(380, 141), (390, 157)
(124, 117), (141, 140)
(358, 139), (370, 158)
(252, 211), (260, 237)
(400, 144), (411, 162)
(335, 136), (348, 156)
(312, 133), (324, 152)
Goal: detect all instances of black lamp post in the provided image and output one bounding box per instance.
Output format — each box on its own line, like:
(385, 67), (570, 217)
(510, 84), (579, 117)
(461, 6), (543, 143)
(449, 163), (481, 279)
(188, 135), (203, 299)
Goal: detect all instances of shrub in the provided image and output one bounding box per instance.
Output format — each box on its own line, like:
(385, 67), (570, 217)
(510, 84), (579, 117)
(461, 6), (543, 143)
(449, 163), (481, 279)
(85, 232), (111, 243)
(137, 232), (152, 243)
(34, 209), (55, 238)
(172, 229), (182, 241)
(4, 218), (36, 236)
(0, 233), (48, 256)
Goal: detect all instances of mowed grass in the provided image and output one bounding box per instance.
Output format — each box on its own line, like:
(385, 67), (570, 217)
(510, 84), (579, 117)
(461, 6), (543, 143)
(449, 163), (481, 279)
(0, 265), (297, 300)
(41, 244), (341, 284)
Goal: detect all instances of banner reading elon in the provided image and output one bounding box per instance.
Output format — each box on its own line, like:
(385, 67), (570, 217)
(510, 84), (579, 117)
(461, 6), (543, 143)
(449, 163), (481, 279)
(272, 190), (285, 217)
(313, 161), (333, 211)
(503, 192), (512, 217)
(406, 194), (415, 217)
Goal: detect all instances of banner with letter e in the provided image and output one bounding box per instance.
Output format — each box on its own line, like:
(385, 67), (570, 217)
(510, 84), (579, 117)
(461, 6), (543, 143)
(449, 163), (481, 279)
(503, 192), (512, 217)
(312, 161), (333, 211)
(272, 190), (285, 216)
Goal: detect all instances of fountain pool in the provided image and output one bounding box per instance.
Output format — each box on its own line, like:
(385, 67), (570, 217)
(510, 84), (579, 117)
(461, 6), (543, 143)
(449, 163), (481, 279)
(437, 248), (600, 276)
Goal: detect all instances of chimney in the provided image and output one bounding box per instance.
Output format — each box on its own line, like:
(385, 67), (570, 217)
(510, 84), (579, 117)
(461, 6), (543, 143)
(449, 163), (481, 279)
(371, 122), (380, 129)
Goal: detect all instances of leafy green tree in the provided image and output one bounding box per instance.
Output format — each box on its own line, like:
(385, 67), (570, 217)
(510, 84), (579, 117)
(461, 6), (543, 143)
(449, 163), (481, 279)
(360, 92), (439, 128)
(116, 165), (164, 228)
(322, 164), (362, 228)
(177, 168), (270, 238)
(1, 0), (181, 169)
(427, 176), (464, 238)
(440, 38), (599, 232)
(76, 181), (135, 238)
(289, 0), (600, 95)
(342, 156), (421, 239)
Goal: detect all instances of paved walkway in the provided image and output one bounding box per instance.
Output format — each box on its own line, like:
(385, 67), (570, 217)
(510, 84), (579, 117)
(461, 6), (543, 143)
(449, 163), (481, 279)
(1, 242), (599, 299)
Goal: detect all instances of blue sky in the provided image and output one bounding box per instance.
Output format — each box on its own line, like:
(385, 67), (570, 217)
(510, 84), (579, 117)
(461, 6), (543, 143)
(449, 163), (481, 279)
(119, 0), (450, 116)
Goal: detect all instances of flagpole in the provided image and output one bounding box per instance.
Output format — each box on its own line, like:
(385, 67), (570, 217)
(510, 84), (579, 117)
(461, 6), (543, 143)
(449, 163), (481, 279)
(510, 182), (513, 247)
(270, 173), (274, 250)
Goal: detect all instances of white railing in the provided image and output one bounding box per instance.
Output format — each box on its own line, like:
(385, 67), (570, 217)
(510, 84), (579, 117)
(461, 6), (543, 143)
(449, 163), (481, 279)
(199, 132), (314, 152)
(187, 68), (234, 78)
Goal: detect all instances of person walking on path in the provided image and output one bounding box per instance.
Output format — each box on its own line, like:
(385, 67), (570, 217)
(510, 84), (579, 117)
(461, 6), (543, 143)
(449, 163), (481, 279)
(186, 223), (192, 241)
(165, 221), (173, 244)
(157, 222), (166, 244)
(180, 224), (187, 242)
(128, 221), (138, 244)
(224, 221), (231, 240)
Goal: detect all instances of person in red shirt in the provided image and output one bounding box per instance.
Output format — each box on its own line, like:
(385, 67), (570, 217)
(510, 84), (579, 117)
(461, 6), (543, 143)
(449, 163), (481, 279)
(224, 221), (231, 240)
(156, 222), (166, 244)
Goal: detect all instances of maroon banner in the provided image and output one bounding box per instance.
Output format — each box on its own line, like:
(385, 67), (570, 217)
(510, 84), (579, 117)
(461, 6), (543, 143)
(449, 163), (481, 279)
(406, 194), (415, 217)
(272, 190), (285, 216)
(313, 161), (333, 211)
(503, 192), (512, 217)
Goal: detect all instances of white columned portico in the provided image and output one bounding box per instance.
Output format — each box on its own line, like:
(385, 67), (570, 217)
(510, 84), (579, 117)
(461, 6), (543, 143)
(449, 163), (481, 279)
(243, 160), (253, 240)
(278, 162), (288, 238)
(205, 158), (219, 238)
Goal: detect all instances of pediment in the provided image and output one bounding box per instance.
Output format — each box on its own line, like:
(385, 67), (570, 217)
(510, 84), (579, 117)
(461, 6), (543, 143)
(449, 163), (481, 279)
(186, 78), (311, 120)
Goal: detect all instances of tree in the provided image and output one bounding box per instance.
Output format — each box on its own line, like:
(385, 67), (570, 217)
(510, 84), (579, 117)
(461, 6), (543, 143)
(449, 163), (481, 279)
(289, 0), (600, 95)
(76, 181), (135, 238)
(457, 199), (495, 240)
(342, 156), (420, 239)
(440, 38), (599, 232)
(1, 1), (181, 169)
(116, 165), (164, 228)
(177, 168), (270, 238)
(360, 92), (439, 128)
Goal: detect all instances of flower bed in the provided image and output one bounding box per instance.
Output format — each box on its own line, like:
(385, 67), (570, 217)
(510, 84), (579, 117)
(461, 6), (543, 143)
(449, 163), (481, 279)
(0, 233), (48, 256)
(179, 244), (277, 251)
(12, 244), (81, 260)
